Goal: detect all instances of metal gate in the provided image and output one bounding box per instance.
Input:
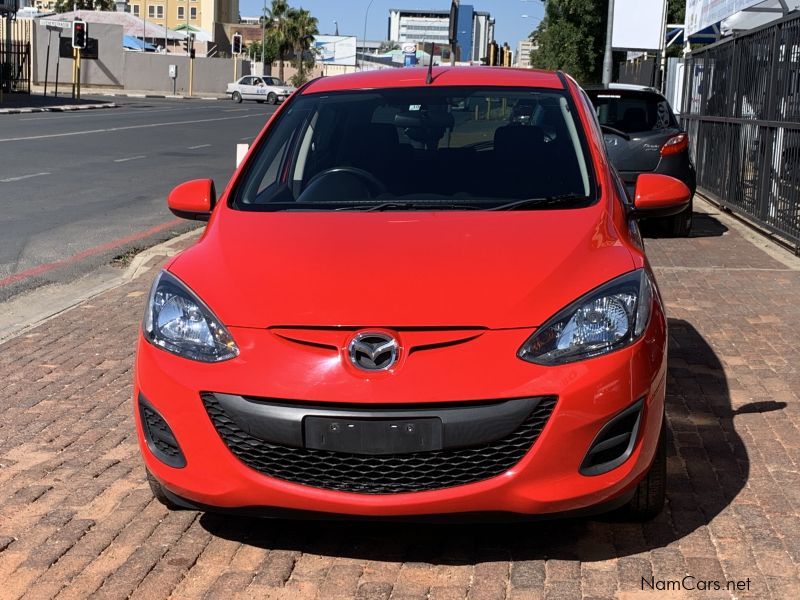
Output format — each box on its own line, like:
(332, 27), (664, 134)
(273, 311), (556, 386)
(682, 12), (800, 254)
(0, 16), (32, 95)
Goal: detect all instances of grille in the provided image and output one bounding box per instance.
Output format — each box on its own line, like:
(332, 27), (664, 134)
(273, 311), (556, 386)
(139, 397), (186, 468)
(201, 393), (556, 494)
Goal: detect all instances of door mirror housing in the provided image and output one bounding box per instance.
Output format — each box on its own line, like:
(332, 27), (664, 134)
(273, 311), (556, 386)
(168, 179), (216, 221)
(630, 173), (691, 219)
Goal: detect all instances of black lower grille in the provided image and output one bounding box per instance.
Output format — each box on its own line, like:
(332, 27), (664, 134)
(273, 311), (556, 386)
(139, 394), (186, 468)
(202, 394), (556, 494)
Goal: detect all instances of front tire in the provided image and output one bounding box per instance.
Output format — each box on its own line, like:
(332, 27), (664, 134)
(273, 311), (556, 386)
(268, 92), (277, 105)
(146, 470), (183, 510)
(232, 91), (242, 104)
(662, 197), (693, 237)
(619, 417), (667, 521)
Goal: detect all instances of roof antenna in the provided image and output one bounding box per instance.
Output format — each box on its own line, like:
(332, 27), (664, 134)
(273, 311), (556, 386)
(426, 41), (435, 84)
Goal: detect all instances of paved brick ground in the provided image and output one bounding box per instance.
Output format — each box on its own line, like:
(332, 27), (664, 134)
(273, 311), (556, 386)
(1, 201), (799, 599)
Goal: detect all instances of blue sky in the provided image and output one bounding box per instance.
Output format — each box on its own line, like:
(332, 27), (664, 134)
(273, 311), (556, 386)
(238, 1), (545, 48)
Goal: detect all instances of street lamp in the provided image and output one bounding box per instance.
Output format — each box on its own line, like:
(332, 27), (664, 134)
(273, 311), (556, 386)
(361, 0), (375, 71)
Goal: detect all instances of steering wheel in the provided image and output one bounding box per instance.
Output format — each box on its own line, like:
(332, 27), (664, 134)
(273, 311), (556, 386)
(304, 167), (387, 197)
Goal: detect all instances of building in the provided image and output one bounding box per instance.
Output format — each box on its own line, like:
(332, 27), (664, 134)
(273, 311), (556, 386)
(124, 0), (238, 41)
(515, 38), (537, 68)
(471, 11), (493, 63)
(388, 6), (494, 63)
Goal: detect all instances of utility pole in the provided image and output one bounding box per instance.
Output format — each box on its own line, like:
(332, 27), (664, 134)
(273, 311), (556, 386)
(602, 0), (615, 85)
(361, 0), (375, 70)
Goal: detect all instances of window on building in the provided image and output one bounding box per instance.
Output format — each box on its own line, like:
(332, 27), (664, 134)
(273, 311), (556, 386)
(131, 3), (139, 16)
(190, 7), (197, 19)
(156, 5), (164, 19)
(177, 6), (185, 20)
(148, 5), (154, 18)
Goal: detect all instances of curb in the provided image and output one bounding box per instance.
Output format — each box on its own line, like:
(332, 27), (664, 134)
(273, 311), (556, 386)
(695, 194), (800, 271)
(0, 102), (117, 115)
(100, 93), (221, 100)
(0, 228), (201, 345)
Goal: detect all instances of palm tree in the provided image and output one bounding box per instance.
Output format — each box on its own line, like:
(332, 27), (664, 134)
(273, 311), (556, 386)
(264, 0), (291, 81)
(287, 8), (319, 85)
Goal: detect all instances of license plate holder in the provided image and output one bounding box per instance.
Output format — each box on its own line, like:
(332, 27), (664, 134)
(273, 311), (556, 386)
(304, 417), (443, 455)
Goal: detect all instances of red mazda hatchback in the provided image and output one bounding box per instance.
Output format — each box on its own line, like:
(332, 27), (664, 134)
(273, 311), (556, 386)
(134, 67), (690, 520)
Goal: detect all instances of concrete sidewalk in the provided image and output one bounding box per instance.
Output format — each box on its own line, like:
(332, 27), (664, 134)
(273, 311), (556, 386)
(0, 92), (116, 114)
(0, 200), (798, 599)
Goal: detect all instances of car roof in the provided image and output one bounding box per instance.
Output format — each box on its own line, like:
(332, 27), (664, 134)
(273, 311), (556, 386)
(302, 67), (565, 94)
(584, 83), (662, 94)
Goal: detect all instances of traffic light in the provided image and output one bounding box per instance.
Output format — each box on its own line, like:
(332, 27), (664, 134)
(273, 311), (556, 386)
(184, 33), (195, 57)
(232, 33), (243, 56)
(72, 19), (87, 50)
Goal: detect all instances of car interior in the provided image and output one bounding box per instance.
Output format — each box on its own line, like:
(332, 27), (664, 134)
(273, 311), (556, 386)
(237, 89), (592, 208)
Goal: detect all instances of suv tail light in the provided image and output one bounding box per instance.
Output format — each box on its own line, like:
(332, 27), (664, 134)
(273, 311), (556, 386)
(661, 133), (689, 156)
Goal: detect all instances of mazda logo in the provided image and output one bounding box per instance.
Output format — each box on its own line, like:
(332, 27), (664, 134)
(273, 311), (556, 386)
(348, 332), (399, 371)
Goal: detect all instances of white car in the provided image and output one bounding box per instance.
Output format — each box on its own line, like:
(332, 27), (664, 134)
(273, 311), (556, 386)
(226, 76), (295, 105)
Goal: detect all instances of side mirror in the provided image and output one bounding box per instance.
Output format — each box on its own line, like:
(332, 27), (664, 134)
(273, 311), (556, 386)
(630, 173), (691, 219)
(168, 179), (216, 221)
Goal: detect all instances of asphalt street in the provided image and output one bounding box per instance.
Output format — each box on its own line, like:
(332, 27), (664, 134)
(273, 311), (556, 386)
(0, 97), (276, 301)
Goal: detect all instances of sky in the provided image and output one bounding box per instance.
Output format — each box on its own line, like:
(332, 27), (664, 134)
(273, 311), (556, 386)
(238, 0), (545, 48)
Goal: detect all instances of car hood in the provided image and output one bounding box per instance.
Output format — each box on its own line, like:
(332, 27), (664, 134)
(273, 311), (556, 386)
(169, 205), (635, 329)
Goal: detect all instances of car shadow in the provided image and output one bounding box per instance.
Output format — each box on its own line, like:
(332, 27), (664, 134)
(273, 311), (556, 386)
(641, 211), (729, 239)
(199, 319), (783, 562)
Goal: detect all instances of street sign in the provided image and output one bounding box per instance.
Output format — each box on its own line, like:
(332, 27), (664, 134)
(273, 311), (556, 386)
(40, 19), (71, 29)
(59, 37), (98, 60)
(169, 65), (177, 79)
(402, 43), (417, 67)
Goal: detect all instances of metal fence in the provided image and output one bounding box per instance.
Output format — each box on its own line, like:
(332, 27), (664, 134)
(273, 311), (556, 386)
(0, 16), (32, 95)
(682, 12), (800, 254)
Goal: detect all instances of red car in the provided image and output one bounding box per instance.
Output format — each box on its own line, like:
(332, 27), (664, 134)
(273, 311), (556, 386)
(134, 67), (690, 521)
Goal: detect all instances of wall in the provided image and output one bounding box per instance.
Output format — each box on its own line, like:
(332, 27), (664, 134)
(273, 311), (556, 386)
(123, 52), (250, 94)
(34, 22), (125, 87)
(33, 20), (249, 93)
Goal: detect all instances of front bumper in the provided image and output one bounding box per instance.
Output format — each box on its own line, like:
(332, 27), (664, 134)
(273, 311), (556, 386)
(133, 304), (667, 517)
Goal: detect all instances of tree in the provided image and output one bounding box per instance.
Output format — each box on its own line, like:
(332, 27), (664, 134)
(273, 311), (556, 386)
(666, 0), (686, 57)
(530, 0), (608, 84)
(247, 37), (279, 65)
(264, 0), (291, 82)
(54, 0), (115, 11)
(286, 8), (319, 86)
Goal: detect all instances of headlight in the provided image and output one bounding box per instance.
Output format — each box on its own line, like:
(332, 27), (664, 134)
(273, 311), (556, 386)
(518, 270), (654, 365)
(143, 271), (238, 362)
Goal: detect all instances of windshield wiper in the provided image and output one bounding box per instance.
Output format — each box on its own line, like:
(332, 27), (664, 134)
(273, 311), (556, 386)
(600, 125), (631, 141)
(487, 194), (590, 211)
(336, 202), (480, 212)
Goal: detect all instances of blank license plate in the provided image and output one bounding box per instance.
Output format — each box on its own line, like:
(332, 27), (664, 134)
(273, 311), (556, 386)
(304, 417), (443, 455)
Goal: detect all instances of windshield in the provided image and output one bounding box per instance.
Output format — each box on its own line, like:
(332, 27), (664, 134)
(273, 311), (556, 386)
(232, 86), (595, 211)
(587, 90), (678, 134)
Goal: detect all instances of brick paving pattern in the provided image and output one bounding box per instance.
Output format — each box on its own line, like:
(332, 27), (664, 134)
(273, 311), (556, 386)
(0, 202), (798, 599)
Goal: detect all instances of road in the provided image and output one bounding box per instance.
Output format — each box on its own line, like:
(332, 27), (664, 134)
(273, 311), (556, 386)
(0, 97), (275, 301)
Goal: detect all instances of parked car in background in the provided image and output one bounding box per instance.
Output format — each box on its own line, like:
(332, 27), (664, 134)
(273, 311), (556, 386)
(136, 67), (691, 522)
(586, 84), (696, 236)
(226, 76), (295, 104)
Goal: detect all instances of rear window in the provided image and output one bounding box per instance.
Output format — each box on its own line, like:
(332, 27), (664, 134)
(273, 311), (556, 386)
(231, 86), (595, 211)
(587, 90), (677, 134)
